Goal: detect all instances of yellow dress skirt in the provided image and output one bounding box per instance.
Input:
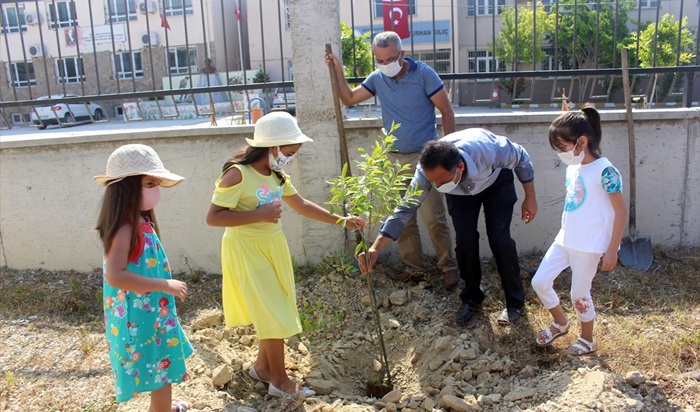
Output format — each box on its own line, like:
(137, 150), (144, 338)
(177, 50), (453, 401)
(212, 164), (302, 339)
(220, 228), (301, 339)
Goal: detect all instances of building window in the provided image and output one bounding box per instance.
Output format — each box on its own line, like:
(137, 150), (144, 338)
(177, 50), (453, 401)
(467, 0), (506, 16)
(468, 50), (505, 73)
(11, 113), (31, 125)
(1, 6), (27, 34)
(168, 47), (198, 75)
(49, 1), (78, 29)
(56, 57), (86, 83)
(374, 0), (417, 18)
(410, 49), (451, 74)
(637, 0), (658, 8)
(8, 62), (36, 87)
(107, 0), (137, 22)
(115, 52), (143, 79)
(164, 0), (194, 16)
(284, 0), (290, 28)
(541, 0), (554, 12)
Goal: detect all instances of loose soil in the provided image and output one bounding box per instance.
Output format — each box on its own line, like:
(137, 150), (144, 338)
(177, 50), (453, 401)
(1, 247), (699, 412)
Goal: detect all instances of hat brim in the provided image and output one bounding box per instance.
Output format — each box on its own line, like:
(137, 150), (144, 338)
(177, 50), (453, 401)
(94, 171), (185, 188)
(245, 133), (313, 147)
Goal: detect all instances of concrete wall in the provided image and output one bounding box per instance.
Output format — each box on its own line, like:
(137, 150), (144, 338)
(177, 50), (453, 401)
(1, 109), (698, 273)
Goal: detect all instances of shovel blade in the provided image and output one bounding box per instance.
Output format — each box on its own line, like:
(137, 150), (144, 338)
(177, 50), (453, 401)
(619, 236), (653, 271)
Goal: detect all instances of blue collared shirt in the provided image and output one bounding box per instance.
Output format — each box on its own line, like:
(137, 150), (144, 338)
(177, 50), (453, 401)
(362, 57), (444, 154)
(380, 128), (535, 240)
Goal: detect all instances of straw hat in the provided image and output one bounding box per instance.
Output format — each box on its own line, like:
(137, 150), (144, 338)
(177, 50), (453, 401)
(94, 144), (184, 187)
(245, 111), (313, 147)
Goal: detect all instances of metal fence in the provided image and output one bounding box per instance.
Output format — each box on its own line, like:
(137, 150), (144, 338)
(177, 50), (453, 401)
(1, 0), (699, 129)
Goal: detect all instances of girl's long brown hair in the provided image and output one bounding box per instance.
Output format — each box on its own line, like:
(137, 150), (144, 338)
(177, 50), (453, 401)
(95, 175), (160, 256)
(222, 145), (286, 184)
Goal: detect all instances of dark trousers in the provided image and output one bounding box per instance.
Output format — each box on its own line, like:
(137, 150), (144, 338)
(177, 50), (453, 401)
(445, 168), (525, 310)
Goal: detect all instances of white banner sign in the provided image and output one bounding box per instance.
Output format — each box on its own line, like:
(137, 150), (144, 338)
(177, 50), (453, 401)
(77, 24), (126, 46)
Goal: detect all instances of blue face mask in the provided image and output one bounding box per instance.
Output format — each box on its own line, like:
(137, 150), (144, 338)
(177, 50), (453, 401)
(433, 168), (462, 193)
(269, 147), (294, 172)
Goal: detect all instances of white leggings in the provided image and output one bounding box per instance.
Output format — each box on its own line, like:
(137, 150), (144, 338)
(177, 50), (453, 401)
(531, 243), (602, 322)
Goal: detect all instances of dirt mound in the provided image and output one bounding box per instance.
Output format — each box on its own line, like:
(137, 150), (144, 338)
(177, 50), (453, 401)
(148, 271), (688, 411)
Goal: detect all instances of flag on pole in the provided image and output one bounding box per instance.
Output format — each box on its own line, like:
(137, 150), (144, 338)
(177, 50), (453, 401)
(234, 0), (244, 23)
(161, 10), (171, 30)
(383, 0), (410, 39)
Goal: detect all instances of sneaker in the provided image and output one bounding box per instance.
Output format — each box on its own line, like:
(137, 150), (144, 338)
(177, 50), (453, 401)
(497, 307), (523, 325)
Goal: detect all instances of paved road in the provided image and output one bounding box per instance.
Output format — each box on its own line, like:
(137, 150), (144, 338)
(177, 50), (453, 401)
(0, 104), (641, 144)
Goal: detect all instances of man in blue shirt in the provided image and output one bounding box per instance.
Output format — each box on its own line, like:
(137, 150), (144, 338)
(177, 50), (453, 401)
(326, 31), (459, 289)
(358, 128), (538, 325)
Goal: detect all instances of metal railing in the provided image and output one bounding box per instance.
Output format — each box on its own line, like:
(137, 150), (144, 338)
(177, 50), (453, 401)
(1, 0), (699, 129)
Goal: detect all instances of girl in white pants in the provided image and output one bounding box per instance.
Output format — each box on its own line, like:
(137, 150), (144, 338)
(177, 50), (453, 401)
(532, 106), (627, 356)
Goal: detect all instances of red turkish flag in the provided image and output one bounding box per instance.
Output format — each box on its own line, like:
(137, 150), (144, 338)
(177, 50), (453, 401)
(161, 10), (171, 30)
(234, 0), (244, 23)
(383, 0), (410, 39)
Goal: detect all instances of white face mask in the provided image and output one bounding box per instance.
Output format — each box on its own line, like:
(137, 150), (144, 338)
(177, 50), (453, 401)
(141, 186), (161, 211)
(377, 55), (403, 77)
(433, 168), (462, 193)
(557, 141), (585, 165)
(269, 147), (295, 172)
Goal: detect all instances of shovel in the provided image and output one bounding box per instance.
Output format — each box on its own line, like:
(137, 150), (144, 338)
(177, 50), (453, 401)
(618, 48), (653, 271)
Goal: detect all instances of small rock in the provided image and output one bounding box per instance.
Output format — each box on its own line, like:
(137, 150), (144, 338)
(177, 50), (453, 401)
(298, 342), (308, 355)
(382, 388), (402, 403)
(440, 385), (455, 396)
(442, 394), (471, 412)
(239, 335), (256, 346)
(428, 359), (444, 371)
(625, 371), (646, 387)
(423, 398), (437, 410)
(625, 397), (644, 411)
(306, 378), (335, 395)
(389, 290), (408, 306)
(327, 272), (344, 283)
(386, 319), (401, 329)
(503, 388), (535, 402)
(191, 309), (223, 330)
(519, 365), (537, 378)
(434, 336), (452, 351)
(211, 364), (233, 387)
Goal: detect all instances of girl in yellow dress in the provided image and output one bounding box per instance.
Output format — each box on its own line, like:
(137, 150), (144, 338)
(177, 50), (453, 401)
(206, 112), (364, 397)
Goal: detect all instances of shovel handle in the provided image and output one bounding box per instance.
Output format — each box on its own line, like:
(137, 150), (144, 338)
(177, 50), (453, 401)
(325, 44), (352, 176)
(621, 48), (637, 237)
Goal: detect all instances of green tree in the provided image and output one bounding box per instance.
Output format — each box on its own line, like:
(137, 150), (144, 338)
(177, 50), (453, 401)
(327, 123), (421, 391)
(494, 2), (554, 68)
(554, 0), (635, 97)
(341, 21), (373, 80)
(624, 14), (696, 102)
(493, 2), (553, 98)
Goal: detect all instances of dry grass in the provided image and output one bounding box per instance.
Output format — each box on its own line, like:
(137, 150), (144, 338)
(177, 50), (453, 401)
(0, 246), (698, 410)
(478, 246), (700, 408)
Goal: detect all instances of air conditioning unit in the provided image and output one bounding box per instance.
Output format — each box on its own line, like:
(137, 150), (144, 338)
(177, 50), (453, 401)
(28, 44), (44, 57)
(139, 1), (157, 13)
(141, 32), (159, 46)
(25, 12), (40, 25)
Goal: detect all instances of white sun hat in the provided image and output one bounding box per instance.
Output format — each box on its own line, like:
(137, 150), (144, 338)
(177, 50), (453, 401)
(245, 111), (313, 147)
(94, 144), (184, 188)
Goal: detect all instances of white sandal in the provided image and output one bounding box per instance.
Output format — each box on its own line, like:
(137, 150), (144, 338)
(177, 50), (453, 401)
(535, 319), (570, 347)
(249, 365), (270, 384)
(566, 337), (596, 356)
